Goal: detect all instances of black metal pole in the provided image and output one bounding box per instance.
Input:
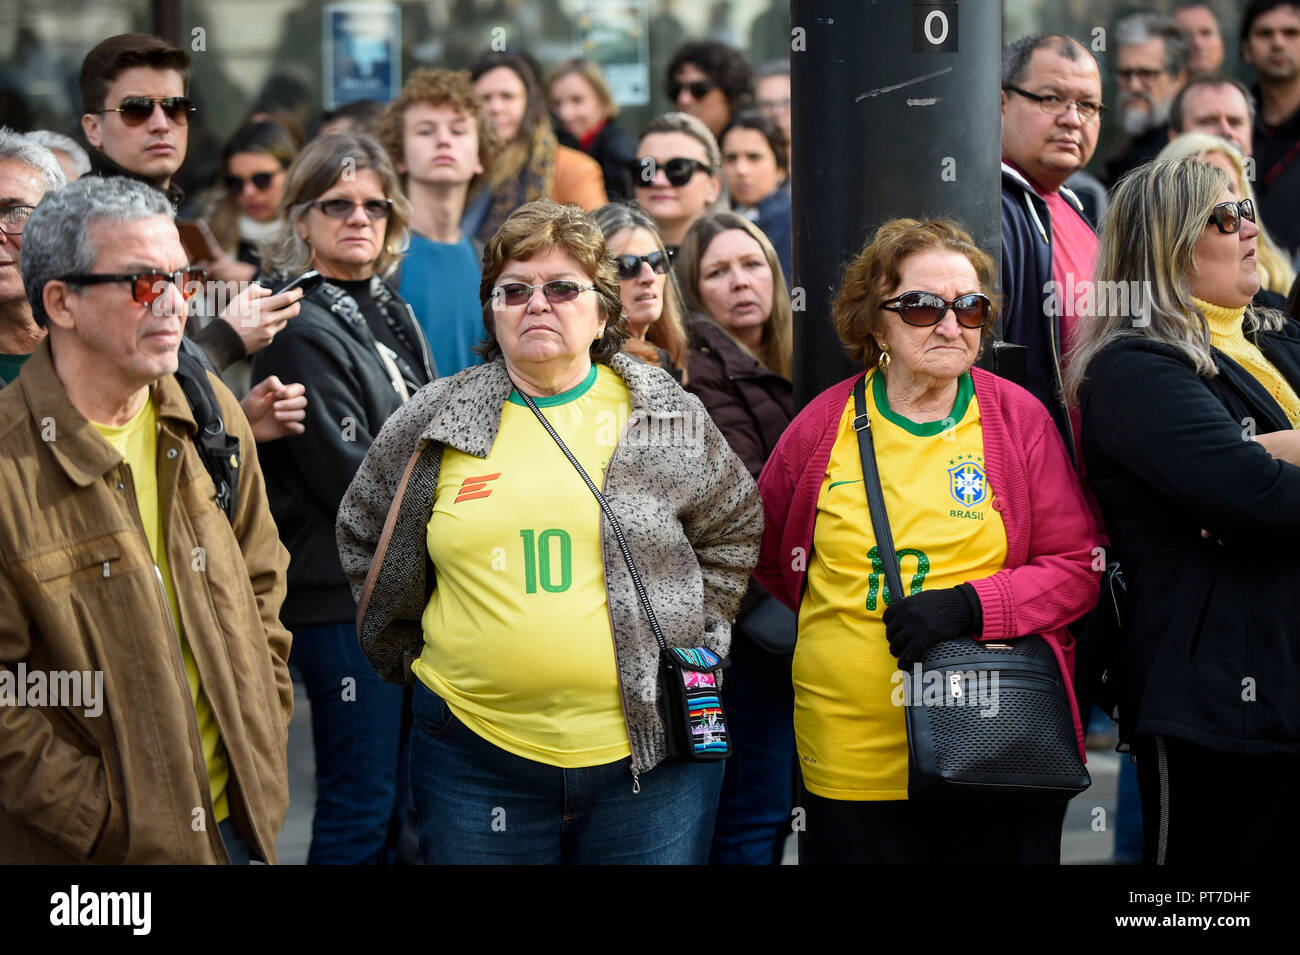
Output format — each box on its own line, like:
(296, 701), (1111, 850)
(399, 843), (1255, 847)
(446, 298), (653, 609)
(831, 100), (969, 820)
(790, 0), (1003, 408)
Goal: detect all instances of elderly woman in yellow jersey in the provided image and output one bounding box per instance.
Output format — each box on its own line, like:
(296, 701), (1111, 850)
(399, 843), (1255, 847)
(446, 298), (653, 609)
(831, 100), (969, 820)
(337, 198), (762, 865)
(755, 218), (1099, 865)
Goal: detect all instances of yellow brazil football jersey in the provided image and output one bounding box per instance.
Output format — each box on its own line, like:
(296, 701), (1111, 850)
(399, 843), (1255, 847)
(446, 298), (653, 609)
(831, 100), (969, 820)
(92, 397), (231, 823)
(414, 363), (633, 767)
(795, 369), (1008, 800)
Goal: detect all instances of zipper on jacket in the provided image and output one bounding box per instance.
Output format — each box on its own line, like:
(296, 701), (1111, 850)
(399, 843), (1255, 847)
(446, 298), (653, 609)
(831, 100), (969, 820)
(119, 464), (229, 863)
(1154, 735), (1170, 865)
(1046, 292), (1077, 454)
(403, 301), (437, 383)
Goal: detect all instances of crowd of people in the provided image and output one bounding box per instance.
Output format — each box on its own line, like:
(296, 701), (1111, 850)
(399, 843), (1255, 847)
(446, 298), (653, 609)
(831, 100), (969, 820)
(1, 0), (1299, 867)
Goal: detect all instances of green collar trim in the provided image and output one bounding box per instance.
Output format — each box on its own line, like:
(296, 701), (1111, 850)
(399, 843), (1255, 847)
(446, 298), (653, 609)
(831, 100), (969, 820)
(871, 368), (974, 436)
(507, 363), (599, 407)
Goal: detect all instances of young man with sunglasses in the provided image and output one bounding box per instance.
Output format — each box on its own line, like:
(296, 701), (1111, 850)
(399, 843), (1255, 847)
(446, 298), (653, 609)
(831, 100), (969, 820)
(666, 40), (755, 138)
(1000, 34), (1105, 459)
(79, 34), (301, 379)
(378, 68), (493, 376)
(0, 175), (293, 864)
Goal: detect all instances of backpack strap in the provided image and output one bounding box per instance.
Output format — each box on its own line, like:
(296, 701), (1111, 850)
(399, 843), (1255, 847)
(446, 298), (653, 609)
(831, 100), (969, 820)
(174, 347), (240, 522)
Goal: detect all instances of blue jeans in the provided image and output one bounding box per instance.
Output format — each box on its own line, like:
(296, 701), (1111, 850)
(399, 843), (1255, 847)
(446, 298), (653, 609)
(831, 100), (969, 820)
(409, 679), (724, 864)
(291, 621), (410, 865)
(218, 817), (251, 865)
(708, 636), (797, 864)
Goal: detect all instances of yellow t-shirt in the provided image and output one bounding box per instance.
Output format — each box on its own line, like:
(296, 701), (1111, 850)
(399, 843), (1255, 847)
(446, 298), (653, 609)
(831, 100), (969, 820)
(93, 396), (230, 823)
(795, 370), (1008, 800)
(414, 364), (632, 767)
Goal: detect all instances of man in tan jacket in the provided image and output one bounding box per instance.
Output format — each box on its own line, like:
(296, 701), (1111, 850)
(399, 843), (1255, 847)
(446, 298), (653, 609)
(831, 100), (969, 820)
(0, 175), (293, 863)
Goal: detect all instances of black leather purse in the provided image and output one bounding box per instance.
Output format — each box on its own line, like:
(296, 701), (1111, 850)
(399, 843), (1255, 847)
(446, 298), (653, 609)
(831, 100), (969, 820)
(851, 375), (1090, 803)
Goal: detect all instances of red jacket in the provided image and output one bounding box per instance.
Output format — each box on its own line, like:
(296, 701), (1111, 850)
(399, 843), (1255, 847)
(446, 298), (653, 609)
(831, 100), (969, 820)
(754, 368), (1100, 756)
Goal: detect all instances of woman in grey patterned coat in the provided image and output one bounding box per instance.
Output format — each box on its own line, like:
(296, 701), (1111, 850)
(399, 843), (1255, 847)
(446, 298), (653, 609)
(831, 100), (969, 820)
(336, 199), (762, 864)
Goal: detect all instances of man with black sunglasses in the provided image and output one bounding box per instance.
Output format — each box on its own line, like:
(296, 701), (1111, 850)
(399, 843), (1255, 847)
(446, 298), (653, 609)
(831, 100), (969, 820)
(79, 34), (302, 380)
(1000, 34), (1105, 458)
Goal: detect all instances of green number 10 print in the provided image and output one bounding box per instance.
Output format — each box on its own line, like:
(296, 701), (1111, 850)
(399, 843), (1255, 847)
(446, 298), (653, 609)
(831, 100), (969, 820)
(519, 528), (573, 593)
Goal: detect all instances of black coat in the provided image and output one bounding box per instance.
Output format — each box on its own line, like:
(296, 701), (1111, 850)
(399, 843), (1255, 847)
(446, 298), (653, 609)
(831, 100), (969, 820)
(250, 278), (433, 628)
(1079, 327), (1300, 755)
(585, 119), (637, 202)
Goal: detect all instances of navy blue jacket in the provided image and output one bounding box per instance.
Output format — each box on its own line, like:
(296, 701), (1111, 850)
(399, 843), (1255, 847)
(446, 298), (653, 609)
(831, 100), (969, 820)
(741, 182), (793, 289)
(1000, 163), (1093, 457)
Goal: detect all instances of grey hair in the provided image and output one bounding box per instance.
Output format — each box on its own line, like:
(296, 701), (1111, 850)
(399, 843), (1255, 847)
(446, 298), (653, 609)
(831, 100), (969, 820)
(1001, 35), (1095, 88)
(23, 130), (91, 179)
(1115, 12), (1190, 76)
(22, 175), (172, 327)
(0, 126), (67, 194)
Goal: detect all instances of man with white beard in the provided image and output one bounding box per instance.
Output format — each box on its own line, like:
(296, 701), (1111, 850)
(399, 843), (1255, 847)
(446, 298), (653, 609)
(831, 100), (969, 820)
(1104, 13), (1190, 186)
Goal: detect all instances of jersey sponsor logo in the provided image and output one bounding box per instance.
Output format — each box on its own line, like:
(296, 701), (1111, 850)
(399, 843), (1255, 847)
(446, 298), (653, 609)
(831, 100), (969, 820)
(455, 472), (502, 502)
(946, 456), (987, 507)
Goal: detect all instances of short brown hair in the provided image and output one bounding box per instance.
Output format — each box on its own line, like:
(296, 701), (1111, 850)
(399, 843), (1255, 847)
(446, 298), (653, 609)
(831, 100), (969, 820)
(478, 199), (628, 363)
(832, 218), (998, 368)
(376, 68), (499, 190)
(80, 33), (190, 114)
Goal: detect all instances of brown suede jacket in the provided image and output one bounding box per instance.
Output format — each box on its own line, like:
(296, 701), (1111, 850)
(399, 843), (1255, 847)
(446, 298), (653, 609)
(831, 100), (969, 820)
(0, 340), (293, 863)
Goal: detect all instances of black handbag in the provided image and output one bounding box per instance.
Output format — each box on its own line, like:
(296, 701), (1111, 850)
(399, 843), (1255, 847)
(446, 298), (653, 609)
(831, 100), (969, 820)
(738, 593), (798, 654)
(851, 374), (1090, 802)
(517, 387), (731, 762)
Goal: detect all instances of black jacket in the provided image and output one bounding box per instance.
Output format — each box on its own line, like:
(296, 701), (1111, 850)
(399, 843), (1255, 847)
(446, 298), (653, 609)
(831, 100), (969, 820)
(585, 119), (637, 202)
(1000, 162), (1093, 455)
(1253, 86), (1300, 258)
(250, 276), (434, 628)
(1079, 328), (1300, 755)
(1102, 125), (1169, 188)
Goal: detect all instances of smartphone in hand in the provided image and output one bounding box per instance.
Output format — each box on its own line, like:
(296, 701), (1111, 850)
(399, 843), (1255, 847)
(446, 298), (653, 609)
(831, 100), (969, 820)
(271, 270), (325, 298)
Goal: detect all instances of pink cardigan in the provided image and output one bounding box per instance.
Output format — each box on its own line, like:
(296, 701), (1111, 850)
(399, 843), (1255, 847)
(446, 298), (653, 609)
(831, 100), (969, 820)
(754, 368), (1100, 756)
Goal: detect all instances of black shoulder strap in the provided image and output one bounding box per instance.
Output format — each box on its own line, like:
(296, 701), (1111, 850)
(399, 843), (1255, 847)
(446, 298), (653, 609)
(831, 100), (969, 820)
(174, 348), (240, 522)
(853, 374), (905, 601)
(514, 384), (670, 655)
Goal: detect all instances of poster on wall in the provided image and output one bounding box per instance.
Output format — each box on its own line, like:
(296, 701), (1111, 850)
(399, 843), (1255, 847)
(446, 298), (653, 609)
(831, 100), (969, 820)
(323, 4), (401, 110)
(576, 1), (650, 107)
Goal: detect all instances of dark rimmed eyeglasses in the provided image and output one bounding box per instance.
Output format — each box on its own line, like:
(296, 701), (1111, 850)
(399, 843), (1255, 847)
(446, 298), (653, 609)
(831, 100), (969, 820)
(225, 171), (280, 194)
(309, 197), (393, 220)
(0, 204), (35, 236)
(613, 251), (671, 280)
(60, 268), (207, 304)
(882, 291), (993, 328)
(492, 280), (598, 307)
(1206, 198), (1255, 235)
(668, 79), (717, 101)
(98, 96), (196, 126)
(1003, 85), (1107, 121)
(627, 156), (714, 187)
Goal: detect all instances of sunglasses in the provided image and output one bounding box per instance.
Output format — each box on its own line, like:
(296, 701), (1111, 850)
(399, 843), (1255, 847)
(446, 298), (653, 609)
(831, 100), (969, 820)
(668, 79), (717, 100)
(492, 280), (597, 307)
(882, 291), (993, 328)
(99, 96), (196, 126)
(1206, 198), (1255, 235)
(225, 171), (279, 194)
(628, 156), (713, 187)
(61, 268), (207, 304)
(613, 251), (671, 279)
(310, 198), (393, 220)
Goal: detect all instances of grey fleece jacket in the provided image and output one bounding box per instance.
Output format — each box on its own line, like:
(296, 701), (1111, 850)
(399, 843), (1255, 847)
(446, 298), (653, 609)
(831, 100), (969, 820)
(336, 353), (763, 773)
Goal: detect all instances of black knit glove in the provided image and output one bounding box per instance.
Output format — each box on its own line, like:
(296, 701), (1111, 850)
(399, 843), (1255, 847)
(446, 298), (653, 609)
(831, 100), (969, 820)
(883, 584), (982, 668)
